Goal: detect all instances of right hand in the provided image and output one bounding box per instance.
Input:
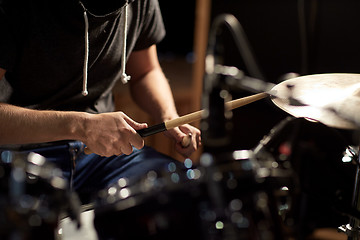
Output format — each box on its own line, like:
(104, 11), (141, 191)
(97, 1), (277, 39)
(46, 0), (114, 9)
(81, 111), (147, 157)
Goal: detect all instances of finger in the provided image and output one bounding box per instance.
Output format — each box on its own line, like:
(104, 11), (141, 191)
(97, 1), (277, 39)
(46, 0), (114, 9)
(120, 143), (133, 155)
(114, 152), (123, 157)
(120, 112), (148, 130)
(117, 113), (144, 151)
(196, 134), (202, 147)
(166, 127), (186, 143)
(177, 134), (196, 158)
(84, 147), (93, 155)
(129, 132), (145, 150)
(178, 125), (201, 148)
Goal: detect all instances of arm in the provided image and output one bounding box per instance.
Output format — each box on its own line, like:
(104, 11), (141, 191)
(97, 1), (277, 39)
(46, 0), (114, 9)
(0, 68), (146, 157)
(127, 45), (201, 158)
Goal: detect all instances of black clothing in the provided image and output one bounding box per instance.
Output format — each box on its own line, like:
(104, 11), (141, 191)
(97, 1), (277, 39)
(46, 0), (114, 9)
(0, 0), (165, 113)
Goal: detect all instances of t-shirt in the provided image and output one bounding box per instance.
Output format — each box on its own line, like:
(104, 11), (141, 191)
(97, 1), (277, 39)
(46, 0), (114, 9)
(0, 0), (166, 113)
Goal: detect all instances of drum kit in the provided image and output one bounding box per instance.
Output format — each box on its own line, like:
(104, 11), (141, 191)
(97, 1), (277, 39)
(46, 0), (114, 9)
(2, 73), (360, 240)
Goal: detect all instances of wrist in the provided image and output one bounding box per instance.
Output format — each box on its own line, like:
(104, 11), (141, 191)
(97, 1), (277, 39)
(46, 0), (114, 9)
(65, 111), (91, 142)
(159, 111), (179, 123)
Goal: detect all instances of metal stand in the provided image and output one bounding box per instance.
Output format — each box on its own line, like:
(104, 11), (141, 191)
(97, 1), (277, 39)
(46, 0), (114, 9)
(339, 152), (360, 239)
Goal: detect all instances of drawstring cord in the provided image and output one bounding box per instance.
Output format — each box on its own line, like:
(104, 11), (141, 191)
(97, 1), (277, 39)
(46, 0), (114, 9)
(82, 7), (89, 96)
(120, 0), (131, 84)
(80, 1), (131, 97)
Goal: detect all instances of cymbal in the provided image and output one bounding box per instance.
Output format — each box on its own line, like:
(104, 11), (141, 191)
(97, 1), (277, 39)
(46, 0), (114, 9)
(271, 73), (360, 130)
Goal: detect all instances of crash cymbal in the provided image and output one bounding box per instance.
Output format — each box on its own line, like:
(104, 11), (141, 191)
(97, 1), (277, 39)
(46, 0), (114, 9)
(271, 73), (360, 130)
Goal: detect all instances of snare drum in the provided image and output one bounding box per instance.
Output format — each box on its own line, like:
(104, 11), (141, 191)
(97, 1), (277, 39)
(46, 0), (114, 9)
(93, 150), (294, 240)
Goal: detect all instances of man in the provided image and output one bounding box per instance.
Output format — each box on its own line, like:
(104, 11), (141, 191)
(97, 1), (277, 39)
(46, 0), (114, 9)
(0, 0), (201, 203)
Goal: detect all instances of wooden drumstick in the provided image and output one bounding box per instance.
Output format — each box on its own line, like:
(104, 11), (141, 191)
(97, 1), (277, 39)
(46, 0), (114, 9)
(137, 92), (268, 137)
(84, 92), (268, 154)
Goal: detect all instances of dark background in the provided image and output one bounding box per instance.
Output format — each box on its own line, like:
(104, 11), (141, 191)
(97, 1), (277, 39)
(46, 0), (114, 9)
(158, 0), (360, 79)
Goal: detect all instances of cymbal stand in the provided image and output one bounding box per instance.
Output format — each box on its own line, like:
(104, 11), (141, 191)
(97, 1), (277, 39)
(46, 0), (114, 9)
(339, 148), (360, 239)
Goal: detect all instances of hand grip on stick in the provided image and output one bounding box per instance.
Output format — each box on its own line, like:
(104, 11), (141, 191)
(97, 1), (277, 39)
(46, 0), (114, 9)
(84, 92), (268, 155)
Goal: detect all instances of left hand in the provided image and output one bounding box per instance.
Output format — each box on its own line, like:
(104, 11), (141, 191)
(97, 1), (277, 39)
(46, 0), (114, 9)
(163, 124), (201, 159)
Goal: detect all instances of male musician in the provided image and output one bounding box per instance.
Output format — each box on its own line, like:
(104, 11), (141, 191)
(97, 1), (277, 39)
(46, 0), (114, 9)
(0, 0), (201, 203)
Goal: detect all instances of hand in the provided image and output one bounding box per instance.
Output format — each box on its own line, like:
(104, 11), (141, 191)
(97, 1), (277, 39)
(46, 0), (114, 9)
(82, 111), (147, 157)
(164, 124), (201, 159)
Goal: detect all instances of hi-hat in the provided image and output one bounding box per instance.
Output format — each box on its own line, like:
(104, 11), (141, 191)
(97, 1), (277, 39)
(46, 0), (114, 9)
(271, 73), (360, 130)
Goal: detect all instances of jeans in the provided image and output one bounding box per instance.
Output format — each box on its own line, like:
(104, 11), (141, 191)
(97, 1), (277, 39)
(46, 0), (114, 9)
(1, 141), (180, 204)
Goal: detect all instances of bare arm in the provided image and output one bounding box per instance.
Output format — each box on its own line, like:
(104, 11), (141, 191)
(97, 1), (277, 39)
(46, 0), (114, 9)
(127, 45), (201, 158)
(0, 102), (86, 145)
(0, 68), (146, 156)
(127, 45), (178, 123)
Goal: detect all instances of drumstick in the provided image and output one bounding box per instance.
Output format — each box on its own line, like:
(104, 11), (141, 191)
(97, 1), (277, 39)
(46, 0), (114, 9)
(137, 92), (268, 137)
(84, 92), (268, 154)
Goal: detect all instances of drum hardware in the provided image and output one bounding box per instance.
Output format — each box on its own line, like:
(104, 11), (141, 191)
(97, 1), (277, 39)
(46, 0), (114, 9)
(267, 73), (360, 239)
(0, 151), (81, 240)
(199, 12), (293, 238)
(252, 117), (301, 238)
(201, 13), (271, 152)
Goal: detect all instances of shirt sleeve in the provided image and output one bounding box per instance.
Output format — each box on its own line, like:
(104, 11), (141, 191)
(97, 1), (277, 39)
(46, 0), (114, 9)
(132, 0), (166, 51)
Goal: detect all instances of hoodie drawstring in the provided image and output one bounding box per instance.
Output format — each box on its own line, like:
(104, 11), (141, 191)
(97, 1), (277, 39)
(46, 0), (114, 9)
(120, 1), (131, 84)
(82, 8), (89, 96)
(80, 1), (131, 97)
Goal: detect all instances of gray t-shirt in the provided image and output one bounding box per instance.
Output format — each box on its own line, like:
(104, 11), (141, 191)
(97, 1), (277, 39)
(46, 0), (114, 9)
(0, 0), (166, 113)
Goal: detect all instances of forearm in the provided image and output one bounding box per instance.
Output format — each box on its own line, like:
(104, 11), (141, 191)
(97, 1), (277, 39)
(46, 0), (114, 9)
(0, 103), (147, 156)
(0, 103), (87, 145)
(129, 68), (202, 159)
(130, 67), (179, 123)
